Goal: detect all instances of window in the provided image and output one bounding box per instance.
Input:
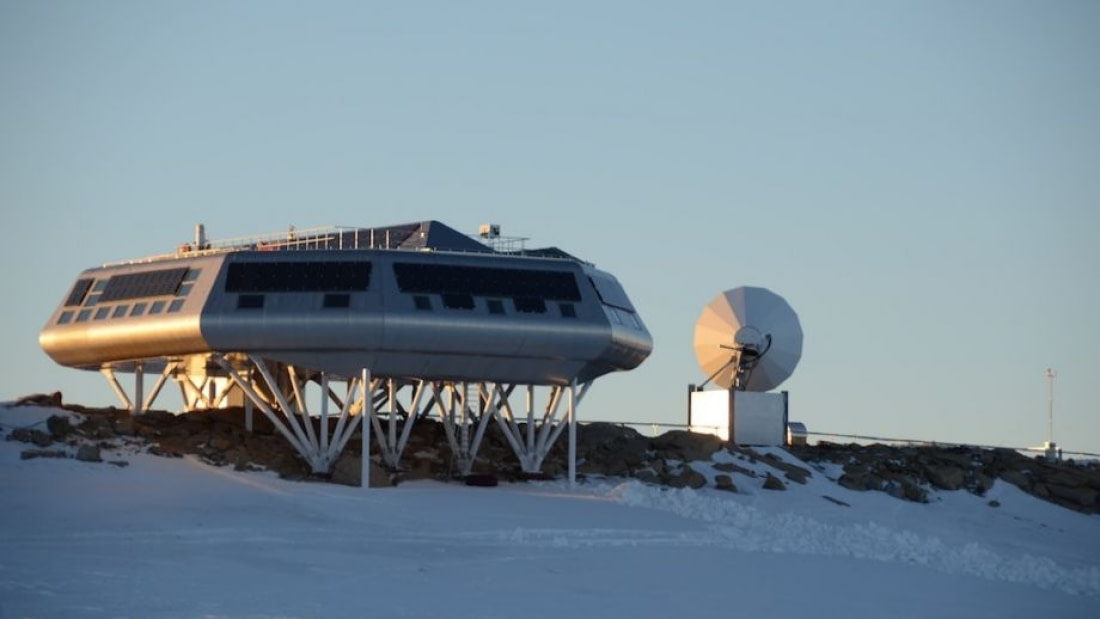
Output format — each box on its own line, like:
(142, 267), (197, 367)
(183, 269), (200, 282)
(150, 300), (167, 314)
(58, 311), (74, 325)
(168, 299), (185, 313)
(84, 294), (101, 307)
(413, 295), (432, 311)
(442, 292), (475, 310)
(131, 303), (147, 317)
(94, 307), (110, 320)
(112, 305), (129, 318)
(76, 309), (92, 322)
(238, 294), (264, 309)
(92, 279), (108, 292)
(560, 303), (576, 318)
(487, 299), (505, 315)
(177, 283), (193, 297)
(514, 297), (546, 314)
(323, 293), (351, 308)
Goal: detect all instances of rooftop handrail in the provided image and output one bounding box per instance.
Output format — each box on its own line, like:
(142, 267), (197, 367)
(101, 224), (573, 268)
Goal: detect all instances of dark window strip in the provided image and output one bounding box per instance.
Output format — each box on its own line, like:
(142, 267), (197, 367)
(393, 263), (581, 301)
(226, 261), (372, 293)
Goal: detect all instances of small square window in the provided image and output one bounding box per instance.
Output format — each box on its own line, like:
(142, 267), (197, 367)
(58, 311), (74, 325)
(168, 299), (185, 313)
(131, 303), (147, 317)
(84, 294), (101, 307)
(94, 307), (110, 320)
(560, 303), (576, 318)
(150, 300), (167, 314)
(514, 297), (546, 314)
(442, 293), (474, 310)
(92, 280), (108, 292)
(238, 294), (264, 309)
(487, 299), (505, 315)
(324, 293), (351, 308)
(413, 295), (432, 311)
(112, 305), (129, 318)
(183, 269), (200, 282)
(76, 309), (92, 322)
(177, 283), (193, 297)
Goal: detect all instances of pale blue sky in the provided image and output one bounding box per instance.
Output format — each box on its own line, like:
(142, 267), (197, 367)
(2, 1), (1097, 453)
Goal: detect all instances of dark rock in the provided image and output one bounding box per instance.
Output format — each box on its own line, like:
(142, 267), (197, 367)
(758, 452), (811, 484)
(762, 473), (786, 491)
(16, 392), (63, 407)
(666, 466), (707, 489)
(9, 428), (53, 447)
(76, 444), (102, 462)
(712, 461), (757, 477)
(77, 416), (116, 440)
(1046, 484), (1098, 509)
(651, 430), (723, 463)
(47, 415), (74, 439)
(822, 495), (850, 507)
(988, 500), (1001, 508)
(330, 453), (393, 487)
(21, 449), (68, 460)
(1001, 469), (1030, 490)
(465, 473), (499, 487)
(714, 474), (737, 492)
(925, 465), (966, 491)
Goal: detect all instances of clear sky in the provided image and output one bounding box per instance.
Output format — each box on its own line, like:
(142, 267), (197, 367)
(2, 1), (1097, 453)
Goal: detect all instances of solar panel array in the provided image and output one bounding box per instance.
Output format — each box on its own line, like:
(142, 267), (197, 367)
(64, 278), (94, 307)
(226, 261), (372, 293)
(100, 268), (189, 303)
(393, 263), (581, 301)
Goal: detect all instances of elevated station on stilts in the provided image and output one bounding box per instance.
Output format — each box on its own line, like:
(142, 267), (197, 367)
(39, 221), (653, 486)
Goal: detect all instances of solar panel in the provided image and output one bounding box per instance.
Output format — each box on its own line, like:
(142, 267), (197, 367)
(65, 278), (94, 307)
(226, 261), (372, 293)
(393, 264), (581, 301)
(100, 268), (189, 302)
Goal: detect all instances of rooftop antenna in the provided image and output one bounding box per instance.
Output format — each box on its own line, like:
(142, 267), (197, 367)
(1046, 367), (1057, 445)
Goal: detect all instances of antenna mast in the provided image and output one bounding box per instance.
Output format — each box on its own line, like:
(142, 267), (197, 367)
(1046, 367), (1057, 445)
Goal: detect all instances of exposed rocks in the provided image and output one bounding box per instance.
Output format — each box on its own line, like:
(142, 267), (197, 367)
(21, 449), (68, 460)
(651, 430), (723, 463)
(75, 444), (102, 462)
(762, 473), (786, 491)
(791, 442), (1100, 514)
(16, 392), (63, 408)
(9, 428), (52, 447)
(8, 396), (1100, 514)
(714, 474), (737, 492)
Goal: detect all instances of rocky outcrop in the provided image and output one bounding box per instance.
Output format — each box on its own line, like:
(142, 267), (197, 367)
(789, 442), (1100, 514)
(7, 397), (1100, 514)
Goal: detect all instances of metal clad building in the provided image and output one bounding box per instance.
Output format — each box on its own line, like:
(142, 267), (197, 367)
(38, 221), (652, 480)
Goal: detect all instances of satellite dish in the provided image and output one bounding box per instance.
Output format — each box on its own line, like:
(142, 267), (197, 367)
(693, 286), (803, 392)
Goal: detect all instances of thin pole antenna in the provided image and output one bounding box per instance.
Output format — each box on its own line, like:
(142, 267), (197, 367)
(1045, 368), (1057, 445)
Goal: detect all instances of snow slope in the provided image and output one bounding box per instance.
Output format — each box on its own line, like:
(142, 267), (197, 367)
(1, 404), (1097, 619)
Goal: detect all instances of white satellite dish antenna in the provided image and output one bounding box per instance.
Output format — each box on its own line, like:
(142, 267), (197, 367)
(693, 286), (803, 392)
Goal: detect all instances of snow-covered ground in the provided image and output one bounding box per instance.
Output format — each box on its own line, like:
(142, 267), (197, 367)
(2, 403), (1097, 619)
